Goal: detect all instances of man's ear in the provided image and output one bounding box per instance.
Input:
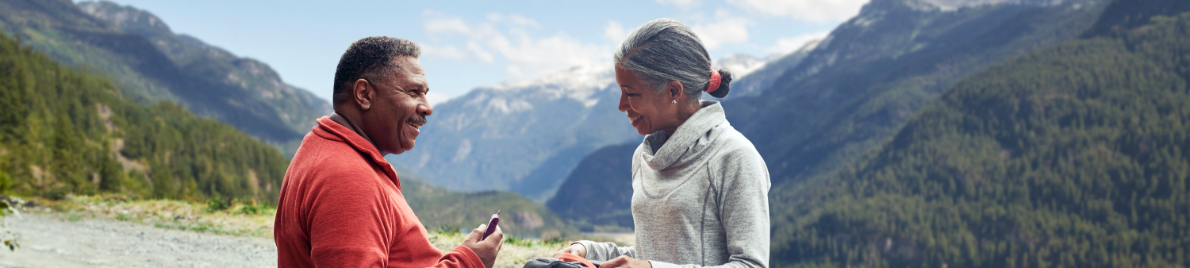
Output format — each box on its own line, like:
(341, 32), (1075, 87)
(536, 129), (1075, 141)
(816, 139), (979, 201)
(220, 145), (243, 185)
(667, 80), (684, 102)
(352, 78), (373, 110)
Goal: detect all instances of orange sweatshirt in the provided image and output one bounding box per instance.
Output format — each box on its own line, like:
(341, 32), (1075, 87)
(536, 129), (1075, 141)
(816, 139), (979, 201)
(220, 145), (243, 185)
(275, 116), (483, 268)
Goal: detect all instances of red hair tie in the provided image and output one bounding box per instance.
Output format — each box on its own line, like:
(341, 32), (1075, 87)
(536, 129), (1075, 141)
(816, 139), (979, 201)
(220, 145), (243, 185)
(706, 69), (721, 93)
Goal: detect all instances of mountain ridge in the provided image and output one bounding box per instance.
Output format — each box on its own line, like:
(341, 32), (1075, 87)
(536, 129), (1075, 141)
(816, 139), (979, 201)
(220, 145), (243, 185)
(0, 0), (331, 148)
(771, 1), (1190, 265)
(387, 50), (804, 200)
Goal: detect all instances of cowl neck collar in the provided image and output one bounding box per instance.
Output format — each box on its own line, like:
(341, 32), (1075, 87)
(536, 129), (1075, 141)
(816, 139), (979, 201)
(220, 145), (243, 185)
(313, 116), (400, 189)
(641, 101), (726, 171)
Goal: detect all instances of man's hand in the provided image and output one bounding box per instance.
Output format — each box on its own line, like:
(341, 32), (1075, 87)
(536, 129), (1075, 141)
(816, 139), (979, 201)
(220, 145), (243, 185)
(462, 224), (503, 268)
(553, 243), (587, 258)
(601, 256), (651, 268)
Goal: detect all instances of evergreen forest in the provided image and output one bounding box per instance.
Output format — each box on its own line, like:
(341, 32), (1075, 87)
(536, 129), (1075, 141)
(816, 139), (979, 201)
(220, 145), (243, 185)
(0, 32), (288, 203)
(771, 4), (1190, 267)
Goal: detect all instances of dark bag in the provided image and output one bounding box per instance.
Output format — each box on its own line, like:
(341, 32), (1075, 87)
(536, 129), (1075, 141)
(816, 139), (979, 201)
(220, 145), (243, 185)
(522, 253), (600, 268)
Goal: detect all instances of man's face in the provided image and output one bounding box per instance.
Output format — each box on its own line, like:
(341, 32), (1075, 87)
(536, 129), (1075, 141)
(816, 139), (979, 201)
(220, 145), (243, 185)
(361, 56), (432, 155)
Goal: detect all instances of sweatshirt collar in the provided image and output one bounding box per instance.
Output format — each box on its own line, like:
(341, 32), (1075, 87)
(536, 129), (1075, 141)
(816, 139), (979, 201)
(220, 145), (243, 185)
(314, 116), (400, 189)
(641, 101), (727, 171)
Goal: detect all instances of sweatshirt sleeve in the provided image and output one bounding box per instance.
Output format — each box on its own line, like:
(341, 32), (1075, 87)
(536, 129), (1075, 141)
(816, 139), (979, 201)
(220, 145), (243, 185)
(654, 147), (771, 268)
(432, 246), (484, 268)
(576, 240), (637, 261)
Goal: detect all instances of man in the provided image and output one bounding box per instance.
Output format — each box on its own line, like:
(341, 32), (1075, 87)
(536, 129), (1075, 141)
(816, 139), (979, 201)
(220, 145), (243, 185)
(275, 36), (502, 268)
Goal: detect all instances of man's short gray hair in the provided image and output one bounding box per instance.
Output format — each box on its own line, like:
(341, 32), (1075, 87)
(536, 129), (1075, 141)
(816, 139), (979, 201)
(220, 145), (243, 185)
(615, 18), (732, 99)
(332, 36), (421, 105)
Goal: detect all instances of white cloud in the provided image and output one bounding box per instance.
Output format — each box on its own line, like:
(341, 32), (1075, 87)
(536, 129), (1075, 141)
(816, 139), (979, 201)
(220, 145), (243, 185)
(655, 0), (700, 9)
(423, 16), (470, 35)
(727, 0), (870, 23)
(426, 91), (450, 107)
(689, 9), (751, 50)
(766, 31), (829, 55)
(421, 10), (611, 81)
(421, 45), (467, 60)
(466, 41), (495, 63)
(486, 12), (540, 28)
(604, 21), (628, 44)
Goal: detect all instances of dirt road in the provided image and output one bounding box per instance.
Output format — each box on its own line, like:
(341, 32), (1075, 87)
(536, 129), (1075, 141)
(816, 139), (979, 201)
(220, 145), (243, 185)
(0, 213), (276, 268)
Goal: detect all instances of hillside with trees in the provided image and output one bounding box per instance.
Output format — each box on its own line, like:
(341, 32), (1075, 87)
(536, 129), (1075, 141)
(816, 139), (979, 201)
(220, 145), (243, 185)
(0, 31), (287, 202)
(0, 0), (331, 149)
(545, 143), (638, 231)
(771, 1), (1190, 266)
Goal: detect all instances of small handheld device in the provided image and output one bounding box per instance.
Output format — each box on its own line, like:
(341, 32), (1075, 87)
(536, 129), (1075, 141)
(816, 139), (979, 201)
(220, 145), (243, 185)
(481, 210), (500, 240)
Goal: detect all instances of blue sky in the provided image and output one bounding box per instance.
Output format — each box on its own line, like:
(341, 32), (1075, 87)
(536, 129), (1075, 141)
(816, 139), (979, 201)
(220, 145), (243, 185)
(94, 0), (869, 104)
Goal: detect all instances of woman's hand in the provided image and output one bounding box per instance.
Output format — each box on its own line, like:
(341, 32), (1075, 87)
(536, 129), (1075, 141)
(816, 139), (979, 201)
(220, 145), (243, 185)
(601, 256), (651, 268)
(553, 243), (587, 258)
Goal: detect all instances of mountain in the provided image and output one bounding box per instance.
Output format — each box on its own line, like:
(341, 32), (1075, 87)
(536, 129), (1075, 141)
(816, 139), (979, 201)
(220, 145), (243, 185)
(546, 0), (1109, 230)
(388, 51), (804, 201)
(0, 0), (331, 148)
(716, 40), (820, 100)
(727, 0), (1109, 186)
(544, 143), (638, 232)
(394, 166), (578, 238)
(771, 0), (1190, 265)
(0, 31), (288, 203)
(385, 65), (635, 201)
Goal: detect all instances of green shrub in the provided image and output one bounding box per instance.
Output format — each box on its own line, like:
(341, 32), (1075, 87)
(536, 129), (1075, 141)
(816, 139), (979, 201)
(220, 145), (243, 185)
(204, 198), (231, 212)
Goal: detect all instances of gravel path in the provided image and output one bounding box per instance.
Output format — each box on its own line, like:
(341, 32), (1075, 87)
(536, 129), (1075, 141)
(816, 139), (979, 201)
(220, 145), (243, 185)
(0, 213), (276, 268)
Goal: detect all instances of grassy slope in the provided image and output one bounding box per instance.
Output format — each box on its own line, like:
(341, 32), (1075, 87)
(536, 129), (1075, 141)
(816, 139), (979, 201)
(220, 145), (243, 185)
(771, 4), (1190, 267)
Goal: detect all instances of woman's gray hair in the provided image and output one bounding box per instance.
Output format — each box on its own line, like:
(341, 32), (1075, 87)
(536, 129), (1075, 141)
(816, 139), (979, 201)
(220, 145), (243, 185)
(615, 18), (733, 99)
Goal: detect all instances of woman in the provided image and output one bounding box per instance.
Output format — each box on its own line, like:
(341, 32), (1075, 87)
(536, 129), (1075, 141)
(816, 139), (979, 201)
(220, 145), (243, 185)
(556, 18), (771, 268)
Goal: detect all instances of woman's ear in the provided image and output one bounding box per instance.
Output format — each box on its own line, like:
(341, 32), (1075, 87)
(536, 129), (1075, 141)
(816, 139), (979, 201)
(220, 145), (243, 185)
(352, 78), (373, 110)
(667, 80), (684, 102)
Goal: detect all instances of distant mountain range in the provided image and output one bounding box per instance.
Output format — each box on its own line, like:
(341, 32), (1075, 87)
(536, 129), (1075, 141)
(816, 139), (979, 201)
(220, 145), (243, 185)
(385, 43), (818, 201)
(385, 65), (634, 201)
(0, 0), (330, 149)
(726, 0), (1110, 186)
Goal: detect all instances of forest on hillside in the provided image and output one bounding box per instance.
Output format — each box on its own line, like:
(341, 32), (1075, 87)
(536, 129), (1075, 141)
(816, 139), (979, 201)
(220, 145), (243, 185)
(771, 6), (1190, 268)
(0, 32), (288, 203)
(0, 30), (577, 238)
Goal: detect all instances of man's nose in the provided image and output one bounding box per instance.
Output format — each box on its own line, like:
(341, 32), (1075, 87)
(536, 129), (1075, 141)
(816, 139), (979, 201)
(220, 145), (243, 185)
(418, 101), (433, 116)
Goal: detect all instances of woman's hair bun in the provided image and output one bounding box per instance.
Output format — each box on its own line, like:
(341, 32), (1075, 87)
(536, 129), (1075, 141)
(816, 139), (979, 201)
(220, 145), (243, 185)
(709, 68), (732, 98)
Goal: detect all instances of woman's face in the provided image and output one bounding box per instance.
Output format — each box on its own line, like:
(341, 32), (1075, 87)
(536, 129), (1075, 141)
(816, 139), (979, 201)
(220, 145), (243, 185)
(616, 66), (678, 135)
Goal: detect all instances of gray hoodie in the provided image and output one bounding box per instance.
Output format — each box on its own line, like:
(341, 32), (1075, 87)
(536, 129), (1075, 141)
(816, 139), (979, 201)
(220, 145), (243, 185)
(578, 101), (771, 268)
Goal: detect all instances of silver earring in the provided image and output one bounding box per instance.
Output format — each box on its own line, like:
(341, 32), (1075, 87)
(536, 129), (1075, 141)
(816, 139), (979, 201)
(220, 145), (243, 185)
(672, 100), (677, 104)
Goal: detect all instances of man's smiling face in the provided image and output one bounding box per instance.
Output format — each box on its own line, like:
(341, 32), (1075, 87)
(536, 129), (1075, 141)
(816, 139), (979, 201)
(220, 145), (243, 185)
(362, 56), (433, 155)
